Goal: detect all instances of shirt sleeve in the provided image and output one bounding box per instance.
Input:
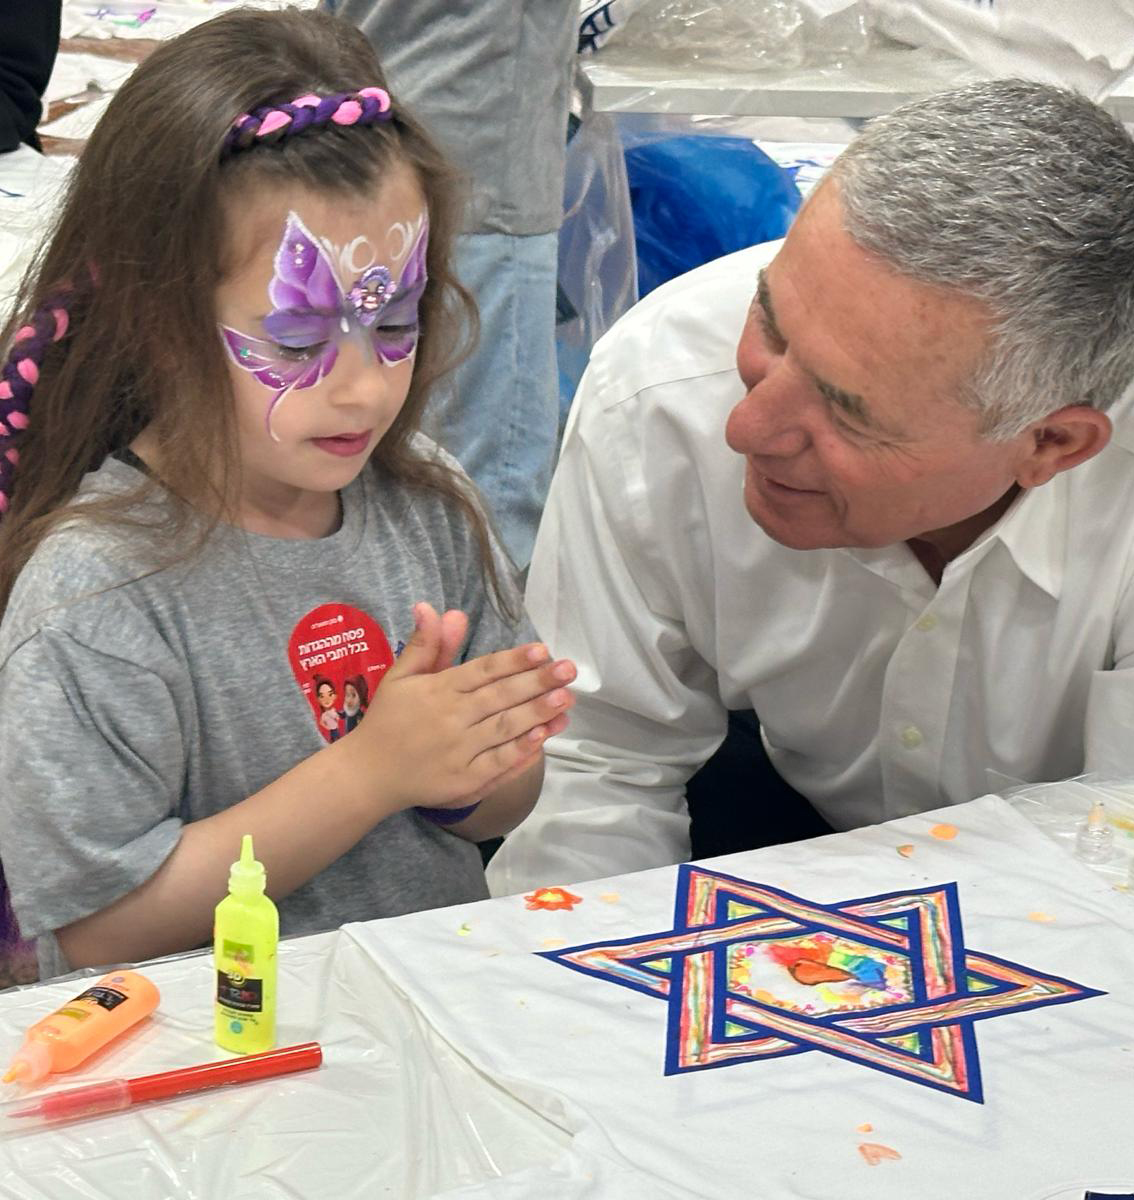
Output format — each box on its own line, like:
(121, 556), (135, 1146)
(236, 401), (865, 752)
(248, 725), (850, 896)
(0, 625), (185, 943)
(1084, 565), (1134, 776)
(486, 358), (728, 897)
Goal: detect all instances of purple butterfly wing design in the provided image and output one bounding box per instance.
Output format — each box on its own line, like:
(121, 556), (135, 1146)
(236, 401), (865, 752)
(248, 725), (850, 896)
(373, 217), (429, 364)
(218, 212), (349, 437)
(269, 211), (343, 314)
(219, 327), (339, 438)
(220, 327), (339, 391)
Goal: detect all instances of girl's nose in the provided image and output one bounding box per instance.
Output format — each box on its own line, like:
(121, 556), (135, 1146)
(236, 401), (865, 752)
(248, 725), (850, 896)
(328, 328), (385, 402)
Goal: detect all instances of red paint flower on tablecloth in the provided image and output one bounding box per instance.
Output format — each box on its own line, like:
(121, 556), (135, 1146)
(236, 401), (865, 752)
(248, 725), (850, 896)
(524, 886), (583, 911)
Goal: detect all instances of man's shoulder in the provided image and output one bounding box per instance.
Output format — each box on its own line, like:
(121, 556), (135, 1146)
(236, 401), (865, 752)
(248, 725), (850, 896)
(586, 242), (781, 409)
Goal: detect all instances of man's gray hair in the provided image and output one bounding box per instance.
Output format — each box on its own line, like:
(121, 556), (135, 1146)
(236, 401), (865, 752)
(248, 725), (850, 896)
(831, 79), (1134, 439)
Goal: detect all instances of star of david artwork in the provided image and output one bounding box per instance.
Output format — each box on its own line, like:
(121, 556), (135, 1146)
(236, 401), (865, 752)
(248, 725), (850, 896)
(540, 866), (1103, 1103)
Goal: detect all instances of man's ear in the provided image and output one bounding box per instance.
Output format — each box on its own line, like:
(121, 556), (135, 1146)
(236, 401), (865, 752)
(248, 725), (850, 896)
(1014, 406), (1112, 489)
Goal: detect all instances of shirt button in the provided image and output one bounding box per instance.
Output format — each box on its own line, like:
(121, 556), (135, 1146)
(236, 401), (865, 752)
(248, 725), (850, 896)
(915, 614), (937, 632)
(900, 725), (923, 749)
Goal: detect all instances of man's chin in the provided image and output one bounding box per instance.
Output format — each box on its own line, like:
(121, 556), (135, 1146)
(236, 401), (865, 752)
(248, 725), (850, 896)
(745, 500), (864, 552)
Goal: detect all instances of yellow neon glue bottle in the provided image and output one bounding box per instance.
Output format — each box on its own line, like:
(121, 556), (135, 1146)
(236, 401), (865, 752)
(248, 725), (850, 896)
(214, 835), (278, 1054)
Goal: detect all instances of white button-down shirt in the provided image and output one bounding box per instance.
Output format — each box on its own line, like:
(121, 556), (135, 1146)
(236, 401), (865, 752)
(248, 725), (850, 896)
(486, 243), (1134, 897)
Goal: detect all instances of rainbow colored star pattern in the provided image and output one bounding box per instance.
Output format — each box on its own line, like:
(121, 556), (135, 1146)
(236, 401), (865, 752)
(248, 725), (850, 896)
(540, 866), (1102, 1102)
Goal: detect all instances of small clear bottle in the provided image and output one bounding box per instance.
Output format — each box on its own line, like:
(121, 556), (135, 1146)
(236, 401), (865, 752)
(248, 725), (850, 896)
(1075, 799), (1116, 865)
(214, 835), (278, 1055)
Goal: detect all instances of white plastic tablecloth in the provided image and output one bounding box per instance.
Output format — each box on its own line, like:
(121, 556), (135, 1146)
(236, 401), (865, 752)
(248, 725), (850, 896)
(0, 796), (1131, 1198)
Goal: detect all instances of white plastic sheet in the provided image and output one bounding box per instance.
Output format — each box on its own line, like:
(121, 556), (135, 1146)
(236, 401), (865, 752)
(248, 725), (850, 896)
(0, 797), (1129, 1196)
(0, 932), (568, 1198)
(353, 797), (1134, 1198)
(59, 0), (319, 42)
(0, 148), (75, 325)
(869, 0), (1134, 100)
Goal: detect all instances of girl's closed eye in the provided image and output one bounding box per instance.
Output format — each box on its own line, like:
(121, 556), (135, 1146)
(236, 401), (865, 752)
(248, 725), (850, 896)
(275, 342), (327, 362)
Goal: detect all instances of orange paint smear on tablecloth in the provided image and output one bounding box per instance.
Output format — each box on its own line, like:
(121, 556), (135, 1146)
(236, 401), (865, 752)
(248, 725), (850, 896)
(524, 887), (583, 911)
(858, 1142), (902, 1165)
(930, 823), (958, 840)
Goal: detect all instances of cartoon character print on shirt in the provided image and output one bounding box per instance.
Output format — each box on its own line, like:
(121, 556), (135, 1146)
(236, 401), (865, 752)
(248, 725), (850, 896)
(287, 604), (395, 743)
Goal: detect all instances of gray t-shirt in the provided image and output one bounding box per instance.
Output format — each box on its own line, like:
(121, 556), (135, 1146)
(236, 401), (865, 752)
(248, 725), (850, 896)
(0, 444), (530, 978)
(325, 0), (577, 236)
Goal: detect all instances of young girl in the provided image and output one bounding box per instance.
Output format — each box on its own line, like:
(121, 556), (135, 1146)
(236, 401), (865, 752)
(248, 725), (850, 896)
(0, 7), (576, 981)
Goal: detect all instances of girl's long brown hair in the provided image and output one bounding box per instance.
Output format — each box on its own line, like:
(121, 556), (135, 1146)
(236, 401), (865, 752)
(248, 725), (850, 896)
(0, 6), (516, 618)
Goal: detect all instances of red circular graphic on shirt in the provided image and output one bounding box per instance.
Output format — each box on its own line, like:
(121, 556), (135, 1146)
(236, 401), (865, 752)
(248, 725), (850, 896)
(287, 603), (394, 743)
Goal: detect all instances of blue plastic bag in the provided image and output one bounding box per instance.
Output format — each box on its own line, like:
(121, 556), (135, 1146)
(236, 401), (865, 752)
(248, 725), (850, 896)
(623, 134), (802, 297)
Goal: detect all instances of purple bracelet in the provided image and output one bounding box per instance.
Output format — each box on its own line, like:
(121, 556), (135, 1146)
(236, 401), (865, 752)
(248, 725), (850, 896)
(414, 801), (482, 826)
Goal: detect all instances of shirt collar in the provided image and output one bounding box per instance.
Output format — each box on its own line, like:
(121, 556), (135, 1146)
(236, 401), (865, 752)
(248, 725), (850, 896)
(981, 473), (1065, 600)
(995, 389), (1134, 599)
(844, 478), (1065, 601)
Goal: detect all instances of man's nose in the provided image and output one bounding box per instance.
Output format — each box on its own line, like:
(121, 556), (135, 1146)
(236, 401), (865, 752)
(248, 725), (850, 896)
(726, 359), (811, 459)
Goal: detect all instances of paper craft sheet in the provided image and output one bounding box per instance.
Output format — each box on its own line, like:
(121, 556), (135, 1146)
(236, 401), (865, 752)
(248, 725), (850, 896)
(346, 796), (1134, 1199)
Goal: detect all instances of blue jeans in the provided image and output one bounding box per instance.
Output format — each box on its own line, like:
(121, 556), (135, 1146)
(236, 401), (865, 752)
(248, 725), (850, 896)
(423, 231), (559, 568)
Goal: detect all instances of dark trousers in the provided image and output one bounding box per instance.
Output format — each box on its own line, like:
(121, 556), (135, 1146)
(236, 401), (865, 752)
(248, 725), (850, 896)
(685, 710), (832, 859)
(0, 3), (62, 152)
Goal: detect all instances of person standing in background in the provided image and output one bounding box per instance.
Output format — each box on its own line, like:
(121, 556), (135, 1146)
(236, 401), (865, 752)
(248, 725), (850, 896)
(323, 0), (578, 568)
(0, 3), (62, 153)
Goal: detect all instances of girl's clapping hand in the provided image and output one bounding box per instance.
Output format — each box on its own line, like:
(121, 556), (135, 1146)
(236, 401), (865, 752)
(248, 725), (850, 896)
(356, 602), (576, 811)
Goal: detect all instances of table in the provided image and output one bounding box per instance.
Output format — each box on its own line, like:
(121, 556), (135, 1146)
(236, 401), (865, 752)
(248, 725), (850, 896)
(0, 794), (1130, 1199)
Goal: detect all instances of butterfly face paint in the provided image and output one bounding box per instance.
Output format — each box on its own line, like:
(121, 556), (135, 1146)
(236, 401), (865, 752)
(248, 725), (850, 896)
(219, 209), (428, 439)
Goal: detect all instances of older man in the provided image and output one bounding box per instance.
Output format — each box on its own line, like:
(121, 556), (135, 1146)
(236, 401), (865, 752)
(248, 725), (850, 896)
(487, 79), (1134, 895)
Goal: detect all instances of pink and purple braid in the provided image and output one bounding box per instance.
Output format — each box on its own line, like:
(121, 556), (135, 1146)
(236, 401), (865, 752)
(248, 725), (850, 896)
(222, 87), (392, 158)
(0, 301), (70, 514)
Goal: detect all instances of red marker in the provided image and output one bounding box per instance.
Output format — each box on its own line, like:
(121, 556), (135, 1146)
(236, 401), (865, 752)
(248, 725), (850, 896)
(2, 1042), (322, 1130)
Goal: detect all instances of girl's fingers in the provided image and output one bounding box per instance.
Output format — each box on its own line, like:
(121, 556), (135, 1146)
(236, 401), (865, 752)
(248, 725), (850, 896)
(466, 743), (546, 805)
(468, 728), (550, 793)
(468, 657), (577, 721)
(436, 609), (469, 672)
(472, 688), (575, 750)
(540, 711), (570, 739)
(451, 642), (551, 691)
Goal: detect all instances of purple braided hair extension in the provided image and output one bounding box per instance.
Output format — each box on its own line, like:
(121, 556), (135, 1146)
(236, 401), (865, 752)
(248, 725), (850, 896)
(0, 300), (70, 515)
(221, 87), (392, 158)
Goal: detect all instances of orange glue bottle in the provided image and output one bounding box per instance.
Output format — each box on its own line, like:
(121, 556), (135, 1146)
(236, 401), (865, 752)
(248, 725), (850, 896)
(3, 970), (160, 1085)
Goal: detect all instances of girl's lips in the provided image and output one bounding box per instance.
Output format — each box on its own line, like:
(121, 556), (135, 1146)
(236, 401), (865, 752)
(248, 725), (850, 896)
(311, 432), (371, 457)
